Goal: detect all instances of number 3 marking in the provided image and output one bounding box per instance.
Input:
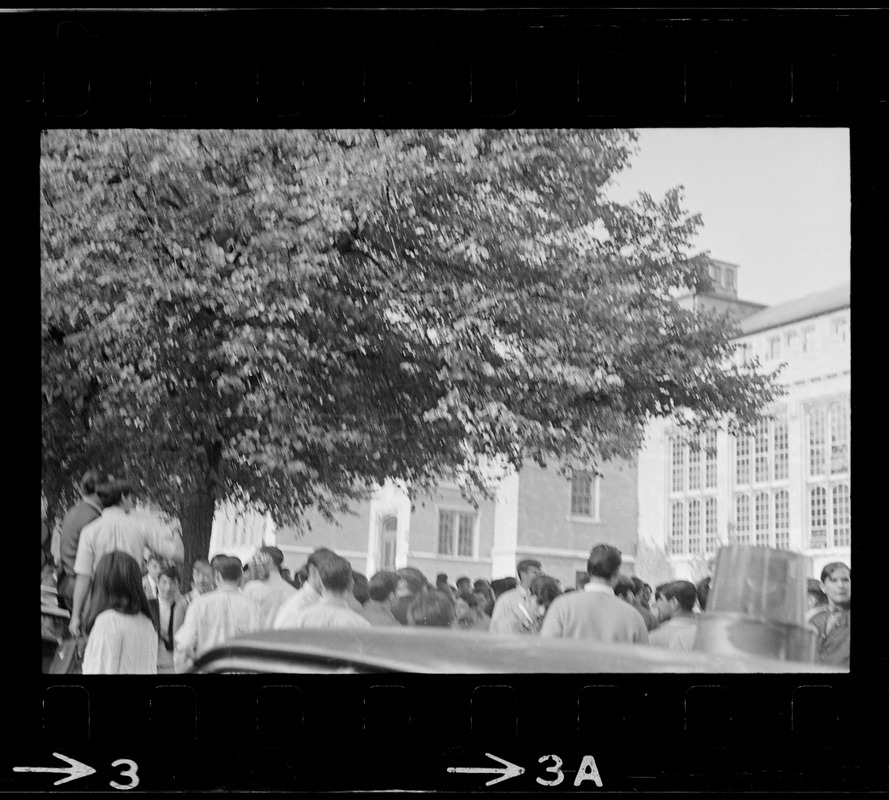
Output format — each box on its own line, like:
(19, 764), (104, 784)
(110, 759), (140, 790)
(536, 754), (565, 787)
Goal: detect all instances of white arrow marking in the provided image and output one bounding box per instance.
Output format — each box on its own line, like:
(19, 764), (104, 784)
(448, 752), (525, 786)
(13, 752), (96, 786)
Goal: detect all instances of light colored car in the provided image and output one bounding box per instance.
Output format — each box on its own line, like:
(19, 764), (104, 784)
(190, 627), (845, 674)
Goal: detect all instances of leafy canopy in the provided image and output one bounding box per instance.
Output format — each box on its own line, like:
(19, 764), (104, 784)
(41, 129), (779, 525)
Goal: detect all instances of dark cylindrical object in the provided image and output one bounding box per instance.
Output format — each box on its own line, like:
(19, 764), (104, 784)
(694, 545), (816, 662)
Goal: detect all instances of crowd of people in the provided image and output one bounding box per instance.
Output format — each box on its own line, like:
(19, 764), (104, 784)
(44, 469), (851, 674)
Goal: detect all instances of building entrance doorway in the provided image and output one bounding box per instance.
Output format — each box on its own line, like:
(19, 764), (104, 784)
(379, 515), (398, 571)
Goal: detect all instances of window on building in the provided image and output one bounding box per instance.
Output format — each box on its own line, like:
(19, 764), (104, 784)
(705, 430), (718, 489)
(754, 419), (770, 483)
(671, 438), (686, 493)
(773, 413), (789, 481)
(832, 316), (848, 343)
(832, 484), (851, 548)
(755, 492), (770, 546)
(670, 501), (685, 554)
(437, 509), (477, 557)
(570, 471), (598, 518)
(785, 330), (799, 352)
(710, 264), (722, 287)
(809, 487), (828, 549)
(735, 435), (750, 486)
(725, 268), (735, 289)
(705, 498), (718, 552)
(830, 400), (851, 474)
(801, 326), (816, 353)
(688, 500), (701, 554)
(807, 406), (828, 478)
(688, 443), (701, 491)
(768, 337), (781, 359)
(774, 490), (790, 550)
(734, 494), (750, 545)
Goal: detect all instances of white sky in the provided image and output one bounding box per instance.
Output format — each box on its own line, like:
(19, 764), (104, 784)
(607, 128), (850, 308)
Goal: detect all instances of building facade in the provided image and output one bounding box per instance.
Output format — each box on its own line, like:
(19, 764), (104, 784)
(637, 281), (851, 581)
(273, 459), (639, 590)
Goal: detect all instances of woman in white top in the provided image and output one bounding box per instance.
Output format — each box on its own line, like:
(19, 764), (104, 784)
(82, 551), (158, 675)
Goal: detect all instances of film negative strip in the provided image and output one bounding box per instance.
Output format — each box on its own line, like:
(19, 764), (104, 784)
(9, 7), (886, 795)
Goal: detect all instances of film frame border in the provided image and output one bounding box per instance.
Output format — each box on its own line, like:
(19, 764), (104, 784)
(11, 7), (885, 795)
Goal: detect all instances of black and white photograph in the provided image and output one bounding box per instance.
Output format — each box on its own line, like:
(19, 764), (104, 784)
(40, 127), (850, 676)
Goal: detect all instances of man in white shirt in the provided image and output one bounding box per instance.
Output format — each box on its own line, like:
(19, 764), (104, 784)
(69, 479), (184, 637)
(286, 553), (371, 630)
(649, 581), (699, 652)
(489, 559), (543, 635)
(540, 544), (648, 645)
(273, 548), (336, 629)
(174, 555), (262, 672)
(242, 547), (297, 629)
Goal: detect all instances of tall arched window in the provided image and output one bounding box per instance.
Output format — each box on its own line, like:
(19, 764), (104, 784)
(832, 484), (851, 548)
(670, 502), (685, 554)
(734, 495), (751, 545)
(809, 486), (828, 549)
(688, 500), (701, 554)
(774, 490), (790, 550)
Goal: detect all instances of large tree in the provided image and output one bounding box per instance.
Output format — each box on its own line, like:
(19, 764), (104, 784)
(41, 129), (779, 567)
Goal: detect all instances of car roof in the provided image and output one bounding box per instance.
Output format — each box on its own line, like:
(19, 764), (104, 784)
(192, 627), (844, 674)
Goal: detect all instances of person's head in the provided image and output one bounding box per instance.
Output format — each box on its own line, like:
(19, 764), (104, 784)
(517, 559), (543, 590)
(630, 577), (648, 607)
(305, 548), (337, 592)
(529, 575), (562, 616)
(807, 578), (828, 610)
(641, 583), (653, 607)
(317, 553), (354, 596)
(192, 559), (216, 593)
(368, 571), (399, 607)
(820, 562), (851, 608)
(85, 551), (151, 633)
(587, 544), (622, 584)
(491, 577), (517, 598)
(473, 582), (495, 616)
(214, 555), (243, 585)
(352, 571), (370, 605)
(396, 567), (428, 597)
(613, 576), (636, 603)
(407, 591), (456, 628)
(456, 576), (472, 596)
(145, 552), (164, 581)
(658, 580), (698, 616)
(157, 565), (181, 602)
(80, 469), (111, 500)
(260, 546), (285, 573)
(436, 572), (449, 587)
(96, 478), (135, 512)
(695, 577), (711, 611)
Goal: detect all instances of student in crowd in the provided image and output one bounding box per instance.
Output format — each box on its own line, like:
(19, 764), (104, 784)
(362, 571), (401, 627)
(473, 580), (496, 617)
(69, 479), (184, 638)
(392, 567), (430, 625)
(183, 559), (216, 607)
(56, 469), (111, 613)
(273, 548), (337, 629)
(242, 547), (297, 629)
(528, 575), (563, 626)
(150, 564), (187, 674)
(649, 581), (699, 652)
(540, 544), (649, 645)
(490, 577), (518, 598)
(696, 577), (711, 612)
(810, 562), (851, 668)
(352, 572), (370, 606)
(142, 551), (164, 601)
(454, 592), (491, 631)
(174, 555), (262, 672)
(456, 576), (473, 602)
(489, 560), (544, 635)
(408, 591), (456, 628)
(283, 553), (371, 630)
(82, 552), (158, 675)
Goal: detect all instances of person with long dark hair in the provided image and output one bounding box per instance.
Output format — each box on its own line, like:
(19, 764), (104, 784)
(82, 551), (158, 675)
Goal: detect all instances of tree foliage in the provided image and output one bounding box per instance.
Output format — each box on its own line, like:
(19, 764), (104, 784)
(41, 129), (779, 558)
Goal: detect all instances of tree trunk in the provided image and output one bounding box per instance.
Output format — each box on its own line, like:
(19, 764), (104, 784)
(179, 489), (215, 590)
